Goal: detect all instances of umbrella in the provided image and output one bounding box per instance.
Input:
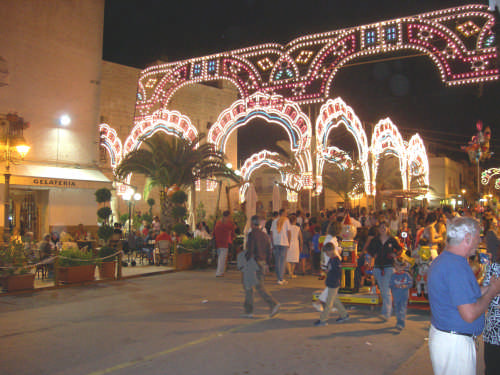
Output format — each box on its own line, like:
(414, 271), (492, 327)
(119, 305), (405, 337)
(245, 183), (257, 218)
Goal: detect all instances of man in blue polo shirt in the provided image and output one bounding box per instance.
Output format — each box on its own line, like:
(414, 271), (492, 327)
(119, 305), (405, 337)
(428, 216), (500, 375)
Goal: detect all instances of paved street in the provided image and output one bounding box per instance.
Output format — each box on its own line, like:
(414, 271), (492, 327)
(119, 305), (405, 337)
(0, 269), (485, 375)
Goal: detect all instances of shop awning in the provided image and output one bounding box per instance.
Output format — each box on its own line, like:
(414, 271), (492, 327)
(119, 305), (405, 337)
(6, 162), (112, 190)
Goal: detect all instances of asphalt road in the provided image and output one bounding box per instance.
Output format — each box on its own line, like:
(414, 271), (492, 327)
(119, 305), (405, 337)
(0, 269), (485, 375)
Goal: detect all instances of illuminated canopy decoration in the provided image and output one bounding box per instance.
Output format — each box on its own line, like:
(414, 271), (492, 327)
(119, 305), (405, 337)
(239, 150), (302, 203)
(315, 98), (370, 194)
(135, 4), (498, 117)
(99, 123), (123, 170)
(482, 168), (500, 190)
(207, 92), (313, 188)
(371, 119), (429, 195)
(123, 108), (198, 155)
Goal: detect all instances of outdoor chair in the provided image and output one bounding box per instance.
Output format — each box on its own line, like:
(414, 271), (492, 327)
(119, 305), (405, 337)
(154, 240), (171, 266)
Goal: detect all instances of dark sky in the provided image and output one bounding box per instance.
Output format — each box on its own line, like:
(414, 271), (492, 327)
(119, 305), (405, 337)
(103, 0), (500, 165)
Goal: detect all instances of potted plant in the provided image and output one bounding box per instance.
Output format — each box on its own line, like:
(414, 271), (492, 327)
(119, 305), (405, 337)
(58, 247), (97, 284)
(97, 245), (117, 279)
(0, 241), (35, 292)
(175, 243), (193, 271)
(96, 187), (114, 246)
(180, 238), (209, 268)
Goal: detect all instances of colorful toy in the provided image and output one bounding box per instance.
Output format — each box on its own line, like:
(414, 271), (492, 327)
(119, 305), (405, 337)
(340, 214), (356, 241)
(461, 120), (492, 163)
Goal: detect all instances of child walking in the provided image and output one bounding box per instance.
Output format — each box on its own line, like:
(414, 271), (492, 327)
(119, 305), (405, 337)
(314, 242), (350, 326)
(390, 258), (413, 331)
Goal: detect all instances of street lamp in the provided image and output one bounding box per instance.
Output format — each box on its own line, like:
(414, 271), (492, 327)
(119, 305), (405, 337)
(123, 190), (140, 264)
(122, 190), (141, 235)
(1, 114), (30, 242)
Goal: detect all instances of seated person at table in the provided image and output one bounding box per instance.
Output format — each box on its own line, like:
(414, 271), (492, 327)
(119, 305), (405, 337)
(194, 222), (211, 240)
(74, 223), (89, 241)
(39, 234), (54, 260)
(155, 228), (172, 243)
(60, 230), (74, 242)
(10, 227), (22, 243)
(38, 233), (55, 277)
(153, 227), (172, 265)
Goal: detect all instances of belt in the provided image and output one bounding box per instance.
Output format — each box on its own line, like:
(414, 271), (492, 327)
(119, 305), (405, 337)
(434, 326), (476, 338)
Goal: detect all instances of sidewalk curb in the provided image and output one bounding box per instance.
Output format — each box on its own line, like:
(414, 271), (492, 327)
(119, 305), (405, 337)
(0, 268), (177, 297)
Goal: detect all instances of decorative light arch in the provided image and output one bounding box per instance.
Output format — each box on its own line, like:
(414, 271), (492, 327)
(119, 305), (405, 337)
(239, 150), (302, 203)
(123, 108), (198, 155)
(482, 168), (500, 190)
(99, 110), (198, 193)
(208, 92), (313, 188)
(135, 4), (498, 118)
(315, 97), (370, 194)
(407, 134), (430, 188)
(371, 118), (407, 195)
(99, 123), (123, 170)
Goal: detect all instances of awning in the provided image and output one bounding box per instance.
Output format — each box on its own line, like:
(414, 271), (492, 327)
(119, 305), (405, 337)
(5, 162), (112, 190)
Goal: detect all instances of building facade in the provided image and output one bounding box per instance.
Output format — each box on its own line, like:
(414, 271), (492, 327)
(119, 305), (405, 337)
(0, 0), (110, 238)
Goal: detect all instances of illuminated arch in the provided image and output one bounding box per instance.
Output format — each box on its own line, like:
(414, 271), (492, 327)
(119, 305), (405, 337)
(123, 108), (198, 155)
(146, 55), (263, 110)
(315, 98), (370, 194)
(482, 168), (500, 190)
(134, 4), (498, 116)
(239, 150), (303, 203)
(407, 134), (430, 188)
(371, 118), (407, 195)
(208, 92), (313, 188)
(99, 123), (123, 170)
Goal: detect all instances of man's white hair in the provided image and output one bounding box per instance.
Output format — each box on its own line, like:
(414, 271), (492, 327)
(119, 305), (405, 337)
(446, 217), (479, 246)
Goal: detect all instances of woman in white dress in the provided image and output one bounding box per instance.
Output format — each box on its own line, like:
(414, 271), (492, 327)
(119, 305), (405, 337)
(287, 215), (302, 279)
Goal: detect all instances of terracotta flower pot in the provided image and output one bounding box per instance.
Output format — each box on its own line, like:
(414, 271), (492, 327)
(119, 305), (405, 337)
(59, 265), (96, 284)
(176, 252), (192, 270)
(3, 273), (35, 292)
(98, 261), (116, 279)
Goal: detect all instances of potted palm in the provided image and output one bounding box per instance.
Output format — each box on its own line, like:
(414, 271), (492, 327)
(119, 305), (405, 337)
(58, 247), (97, 284)
(0, 241), (35, 292)
(98, 245), (117, 279)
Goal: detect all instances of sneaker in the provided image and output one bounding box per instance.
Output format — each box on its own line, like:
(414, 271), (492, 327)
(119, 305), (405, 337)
(277, 280), (288, 285)
(241, 313), (253, 318)
(336, 314), (350, 323)
(314, 320), (328, 327)
(312, 302), (324, 312)
(396, 324), (404, 331)
(270, 303), (281, 317)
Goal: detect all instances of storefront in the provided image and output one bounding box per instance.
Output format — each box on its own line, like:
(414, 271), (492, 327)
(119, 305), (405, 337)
(0, 162), (111, 240)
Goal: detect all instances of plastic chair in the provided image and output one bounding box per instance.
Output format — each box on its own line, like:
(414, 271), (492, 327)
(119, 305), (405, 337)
(154, 240), (171, 265)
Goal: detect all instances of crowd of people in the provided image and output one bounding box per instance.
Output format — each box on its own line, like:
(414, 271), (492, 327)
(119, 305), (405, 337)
(230, 204), (500, 375)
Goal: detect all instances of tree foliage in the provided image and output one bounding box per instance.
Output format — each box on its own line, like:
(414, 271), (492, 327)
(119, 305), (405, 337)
(115, 134), (239, 191)
(322, 163), (364, 207)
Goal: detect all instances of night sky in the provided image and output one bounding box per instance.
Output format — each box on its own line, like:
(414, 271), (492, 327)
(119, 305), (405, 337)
(103, 0), (500, 165)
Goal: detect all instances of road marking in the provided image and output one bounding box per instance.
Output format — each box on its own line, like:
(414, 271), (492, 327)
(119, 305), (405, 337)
(86, 308), (303, 375)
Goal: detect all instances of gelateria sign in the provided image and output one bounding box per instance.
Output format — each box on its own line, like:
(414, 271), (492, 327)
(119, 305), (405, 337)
(32, 178), (77, 187)
(9, 175), (111, 190)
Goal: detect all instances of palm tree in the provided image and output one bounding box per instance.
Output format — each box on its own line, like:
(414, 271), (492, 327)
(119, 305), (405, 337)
(115, 133), (239, 228)
(322, 162), (364, 209)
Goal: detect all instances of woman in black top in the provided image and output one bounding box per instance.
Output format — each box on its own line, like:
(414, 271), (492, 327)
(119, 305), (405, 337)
(368, 221), (402, 320)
